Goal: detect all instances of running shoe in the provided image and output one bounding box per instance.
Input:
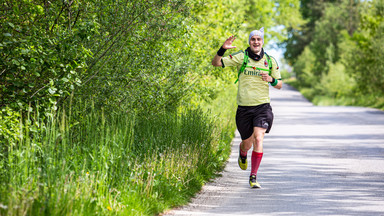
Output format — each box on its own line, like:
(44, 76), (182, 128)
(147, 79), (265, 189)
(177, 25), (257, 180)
(249, 175), (261, 188)
(238, 144), (247, 170)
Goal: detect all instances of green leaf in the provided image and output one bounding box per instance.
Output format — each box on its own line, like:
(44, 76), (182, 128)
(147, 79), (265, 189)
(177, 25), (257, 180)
(3, 33), (12, 37)
(36, 5), (44, 15)
(12, 59), (20, 66)
(21, 49), (29, 55)
(48, 87), (57, 94)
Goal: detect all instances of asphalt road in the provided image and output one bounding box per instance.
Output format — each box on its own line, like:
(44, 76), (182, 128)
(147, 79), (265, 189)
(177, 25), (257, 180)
(165, 85), (384, 216)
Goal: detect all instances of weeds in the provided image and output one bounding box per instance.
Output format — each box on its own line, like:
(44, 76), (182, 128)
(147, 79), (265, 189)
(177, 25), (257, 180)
(0, 84), (237, 215)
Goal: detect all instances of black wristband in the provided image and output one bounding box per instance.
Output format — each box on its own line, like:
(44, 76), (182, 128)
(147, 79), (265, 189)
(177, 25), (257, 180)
(217, 46), (227, 56)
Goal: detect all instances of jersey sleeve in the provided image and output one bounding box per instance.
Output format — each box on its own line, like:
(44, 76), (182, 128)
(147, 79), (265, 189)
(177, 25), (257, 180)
(270, 56), (281, 79)
(221, 50), (244, 68)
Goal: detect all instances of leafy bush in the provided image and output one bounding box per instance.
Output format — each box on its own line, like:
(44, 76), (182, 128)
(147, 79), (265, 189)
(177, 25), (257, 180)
(316, 62), (356, 98)
(0, 107), (20, 145)
(293, 47), (317, 88)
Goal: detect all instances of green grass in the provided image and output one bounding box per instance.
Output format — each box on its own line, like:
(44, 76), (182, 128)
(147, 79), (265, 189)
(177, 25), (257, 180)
(0, 84), (237, 215)
(312, 94), (384, 110)
(284, 78), (384, 111)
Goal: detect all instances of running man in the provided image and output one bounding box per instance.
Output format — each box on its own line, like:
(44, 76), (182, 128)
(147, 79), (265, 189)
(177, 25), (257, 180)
(211, 27), (282, 188)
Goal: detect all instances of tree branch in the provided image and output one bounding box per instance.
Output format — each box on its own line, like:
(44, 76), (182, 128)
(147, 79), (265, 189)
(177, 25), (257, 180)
(72, 8), (81, 28)
(50, 1), (66, 32)
(90, 2), (137, 61)
(30, 83), (49, 99)
(0, 69), (6, 76)
(85, 4), (152, 73)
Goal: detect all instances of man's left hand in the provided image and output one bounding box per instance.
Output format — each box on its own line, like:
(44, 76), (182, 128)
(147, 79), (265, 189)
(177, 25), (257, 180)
(261, 73), (272, 82)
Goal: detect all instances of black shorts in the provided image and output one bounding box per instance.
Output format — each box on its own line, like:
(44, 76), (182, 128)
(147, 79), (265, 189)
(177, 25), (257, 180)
(236, 103), (274, 140)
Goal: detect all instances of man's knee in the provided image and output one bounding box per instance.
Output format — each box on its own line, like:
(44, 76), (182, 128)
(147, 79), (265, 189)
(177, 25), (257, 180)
(253, 128), (266, 139)
(254, 135), (263, 144)
(242, 137), (253, 150)
(253, 131), (265, 144)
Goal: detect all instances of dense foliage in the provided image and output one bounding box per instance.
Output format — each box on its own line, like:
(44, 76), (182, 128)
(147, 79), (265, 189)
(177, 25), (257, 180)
(1, 0), (194, 113)
(283, 0), (384, 109)
(0, 0), (305, 215)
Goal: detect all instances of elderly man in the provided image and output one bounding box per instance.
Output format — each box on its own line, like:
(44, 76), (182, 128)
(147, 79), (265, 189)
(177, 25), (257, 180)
(212, 27), (282, 188)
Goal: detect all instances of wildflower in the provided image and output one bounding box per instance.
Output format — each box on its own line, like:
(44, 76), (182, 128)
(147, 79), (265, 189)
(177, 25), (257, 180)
(107, 206), (112, 211)
(86, 172), (89, 175)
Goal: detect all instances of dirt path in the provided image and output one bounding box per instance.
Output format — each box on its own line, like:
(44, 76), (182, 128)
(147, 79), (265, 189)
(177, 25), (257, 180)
(164, 85), (384, 216)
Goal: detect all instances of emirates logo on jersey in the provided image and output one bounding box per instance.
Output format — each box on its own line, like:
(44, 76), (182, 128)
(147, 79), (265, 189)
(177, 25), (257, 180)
(264, 60), (268, 67)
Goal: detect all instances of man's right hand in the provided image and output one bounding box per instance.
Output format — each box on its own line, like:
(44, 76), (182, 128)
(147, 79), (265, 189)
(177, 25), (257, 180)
(212, 35), (237, 67)
(222, 35), (237, 50)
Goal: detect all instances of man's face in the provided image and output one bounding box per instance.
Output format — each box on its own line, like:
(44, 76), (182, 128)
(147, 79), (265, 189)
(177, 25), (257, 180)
(249, 35), (263, 54)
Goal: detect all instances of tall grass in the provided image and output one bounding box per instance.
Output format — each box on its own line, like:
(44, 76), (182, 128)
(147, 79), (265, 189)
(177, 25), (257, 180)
(0, 84), (237, 215)
(284, 78), (384, 111)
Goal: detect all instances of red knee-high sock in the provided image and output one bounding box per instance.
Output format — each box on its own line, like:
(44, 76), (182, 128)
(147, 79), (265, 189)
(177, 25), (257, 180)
(251, 151), (263, 176)
(240, 142), (247, 157)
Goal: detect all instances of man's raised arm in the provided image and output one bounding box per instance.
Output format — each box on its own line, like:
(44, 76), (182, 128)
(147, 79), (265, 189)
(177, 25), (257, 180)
(211, 35), (237, 67)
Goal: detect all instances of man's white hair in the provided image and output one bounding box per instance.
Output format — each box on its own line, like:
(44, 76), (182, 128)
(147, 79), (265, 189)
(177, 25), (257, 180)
(248, 27), (264, 44)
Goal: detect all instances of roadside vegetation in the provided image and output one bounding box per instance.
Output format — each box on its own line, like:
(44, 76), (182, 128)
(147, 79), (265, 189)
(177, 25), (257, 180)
(4, 0), (383, 215)
(0, 0), (303, 215)
(0, 86), (237, 215)
(282, 0), (384, 110)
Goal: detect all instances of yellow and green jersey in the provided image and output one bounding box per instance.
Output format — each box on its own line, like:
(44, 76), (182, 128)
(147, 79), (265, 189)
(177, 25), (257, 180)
(222, 50), (281, 106)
